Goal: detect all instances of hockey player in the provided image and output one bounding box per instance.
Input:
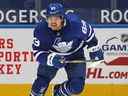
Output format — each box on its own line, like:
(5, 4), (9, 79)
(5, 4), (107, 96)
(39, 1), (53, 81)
(30, 3), (104, 96)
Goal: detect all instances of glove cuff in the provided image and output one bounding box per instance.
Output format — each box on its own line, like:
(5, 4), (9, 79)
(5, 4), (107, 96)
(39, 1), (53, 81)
(87, 45), (100, 52)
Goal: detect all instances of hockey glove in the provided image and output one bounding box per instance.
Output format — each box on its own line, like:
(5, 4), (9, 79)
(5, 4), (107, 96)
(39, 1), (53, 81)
(88, 46), (104, 61)
(47, 53), (66, 69)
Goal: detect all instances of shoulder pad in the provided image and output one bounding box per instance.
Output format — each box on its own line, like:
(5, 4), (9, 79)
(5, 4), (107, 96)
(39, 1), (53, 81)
(65, 13), (81, 23)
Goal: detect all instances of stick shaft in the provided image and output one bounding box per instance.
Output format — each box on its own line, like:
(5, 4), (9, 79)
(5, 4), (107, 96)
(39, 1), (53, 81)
(61, 60), (104, 67)
(61, 60), (100, 64)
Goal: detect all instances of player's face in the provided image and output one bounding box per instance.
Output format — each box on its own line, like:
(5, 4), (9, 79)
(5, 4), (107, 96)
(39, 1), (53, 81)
(47, 16), (63, 31)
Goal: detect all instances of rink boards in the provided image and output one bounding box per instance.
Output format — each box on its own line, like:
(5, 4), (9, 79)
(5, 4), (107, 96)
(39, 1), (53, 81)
(0, 25), (128, 96)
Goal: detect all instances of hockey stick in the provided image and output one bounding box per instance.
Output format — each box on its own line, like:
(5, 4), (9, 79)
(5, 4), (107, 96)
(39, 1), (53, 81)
(60, 60), (104, 67)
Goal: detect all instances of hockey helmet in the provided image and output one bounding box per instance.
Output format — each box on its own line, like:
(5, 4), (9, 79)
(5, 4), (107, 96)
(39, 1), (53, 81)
(46, 3), (65, 17)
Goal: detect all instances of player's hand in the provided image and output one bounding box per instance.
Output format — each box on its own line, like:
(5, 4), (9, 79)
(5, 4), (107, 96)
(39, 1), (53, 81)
(47, 53), (66, 68)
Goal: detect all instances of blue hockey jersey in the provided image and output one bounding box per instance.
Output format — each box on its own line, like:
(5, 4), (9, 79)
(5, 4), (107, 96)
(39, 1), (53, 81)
(32, 13), (98, 64)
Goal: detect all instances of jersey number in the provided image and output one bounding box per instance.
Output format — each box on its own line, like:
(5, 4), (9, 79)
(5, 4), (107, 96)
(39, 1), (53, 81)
(81, 20), (87, 34)
(33, 37), (40, 47)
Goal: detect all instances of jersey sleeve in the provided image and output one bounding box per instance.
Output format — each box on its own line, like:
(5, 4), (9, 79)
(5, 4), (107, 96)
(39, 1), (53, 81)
(32, 23), (49, 64)
(81, 20), (104, 60)
(81, 20), (98, 48)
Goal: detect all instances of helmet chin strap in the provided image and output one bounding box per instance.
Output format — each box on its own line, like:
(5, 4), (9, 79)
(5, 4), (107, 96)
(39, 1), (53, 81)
(63, 18), (67, 27)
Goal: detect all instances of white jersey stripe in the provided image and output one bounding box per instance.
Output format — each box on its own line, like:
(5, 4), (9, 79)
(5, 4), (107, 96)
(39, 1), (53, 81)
(88, 24), (93, 37)
(34, 51), (49, 60)
(86, 32), (95, 42)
